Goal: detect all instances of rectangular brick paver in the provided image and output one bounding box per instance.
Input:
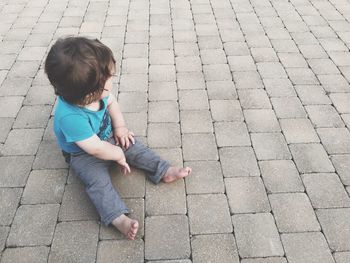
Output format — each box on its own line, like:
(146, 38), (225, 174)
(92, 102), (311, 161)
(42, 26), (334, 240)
(225, 177), (270, 214)
(232, 213), (284, 258)
(281, 232), (334, 263)
(145, 215), (190, 261)
(187, 194), (232, 235)
(269, 193), (320, 233)
(97, 240), (144, 263)
(316, 208), (350, 251)
(1, 247), (49, 263)
(302, 173), (350, 209)
(49, 221), (99, 263)
(7, 204), (59, 247)
(191, 234), (239, 263)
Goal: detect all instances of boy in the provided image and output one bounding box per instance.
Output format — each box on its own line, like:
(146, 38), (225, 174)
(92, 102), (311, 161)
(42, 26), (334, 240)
(45, 37), (191, 240)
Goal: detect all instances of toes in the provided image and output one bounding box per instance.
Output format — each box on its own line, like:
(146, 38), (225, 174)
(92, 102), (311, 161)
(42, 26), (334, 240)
(131, 220), (139, 228)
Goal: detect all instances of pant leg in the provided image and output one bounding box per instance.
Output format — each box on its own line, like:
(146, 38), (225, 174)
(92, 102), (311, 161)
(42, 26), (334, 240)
(123, 139), (171, 184)
(70, 151), (128, 226)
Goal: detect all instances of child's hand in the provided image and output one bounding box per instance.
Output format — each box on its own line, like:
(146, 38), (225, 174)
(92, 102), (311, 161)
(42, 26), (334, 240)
(120, 161), (131, 175)
(116, 153), (131, 175)
(114, 126), (135, 150)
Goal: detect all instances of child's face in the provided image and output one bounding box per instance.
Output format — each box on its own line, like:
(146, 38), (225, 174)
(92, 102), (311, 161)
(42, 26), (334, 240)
(100, 75), (113, 99)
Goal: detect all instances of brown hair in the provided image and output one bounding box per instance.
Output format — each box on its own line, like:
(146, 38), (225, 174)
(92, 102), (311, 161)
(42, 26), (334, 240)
(45, 37), (116, 105)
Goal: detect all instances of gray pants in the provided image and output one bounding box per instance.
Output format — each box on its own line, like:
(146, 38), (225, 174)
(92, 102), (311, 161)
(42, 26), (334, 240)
(68, 139), (170, 226)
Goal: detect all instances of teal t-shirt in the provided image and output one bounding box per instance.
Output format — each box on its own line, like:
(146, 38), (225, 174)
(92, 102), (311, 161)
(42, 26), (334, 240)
(54, 96), (112, 153)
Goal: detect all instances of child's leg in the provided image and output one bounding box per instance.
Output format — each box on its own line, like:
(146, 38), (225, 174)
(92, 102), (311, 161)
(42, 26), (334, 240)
(123, 139), (191, 184)
(122, 140), (170, 184)
(70, 152), (138, 239)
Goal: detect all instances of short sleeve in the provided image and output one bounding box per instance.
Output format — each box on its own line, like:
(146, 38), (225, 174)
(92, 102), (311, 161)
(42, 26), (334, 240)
(59, 114), (95, 142)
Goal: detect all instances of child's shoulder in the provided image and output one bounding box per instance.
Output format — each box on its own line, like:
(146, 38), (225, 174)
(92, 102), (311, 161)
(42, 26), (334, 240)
(55, 97), (85, 118)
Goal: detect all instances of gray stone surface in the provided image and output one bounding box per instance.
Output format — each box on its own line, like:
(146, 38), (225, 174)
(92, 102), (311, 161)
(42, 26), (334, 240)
(49, 221), (99, 263)
(269, 193), (320, 232)
(182, 133), (218, 161)
(146, 179), (186, 215)
(7, 204), (59, 246)
(148, 101), (179, 123)
(187, 194), (232, 234)
(0, 96), (24, 117)
(0, 226), (9, 253)
(251, 133), (291, 160)
(1, 246), (50, 263)
(145, 215), (190, 260)
(219, 147), (260, 177)
(210, 100), (244, 122)
(259, 160), (304, 193)
(97, 240), (144, 263)
(118, 92), (148, 113)
(13, 105), (51, 128)
(330, 93), (350, 114)
(214, 122), (251, 147)
(154, 147), (183, 167)
(0, 188), (22, 226)
(191, 234), (239, 263)
(148, 123), (181, 148)
(225, 177), (270, 213)
(317, 128), (350, 154)
(111, 167), (146, 198)
(295, 85), (331, 105)
(232, 213), (284, 258)
(0, 156), (34, 187)
(238, 89), (272, 109)
(331, 155), (350, 185)
(33, 141), (68, 169)
(290, 144), (335, 173)
(2, 128), (43, 155)
(241, 259), (287, 263)
(316, 208), (350, 251)
(21, 169), (67, 204)
(0, 118), (13, 143)
(149, 82), (177, 101)
(263, 78), (296, 97)
(177, 72), (205, 90)
(302, 173), (350, 208)
(334, 252), (350, 263)
(124, 112), (147, 136)
(305, 105), (345, 128)
(148, 261), (191, 263)
(280, 118), (319, 144)
(179, 90), (209, 110)
(184, 161), (225, 194)
(244, 109), (280, 132)
(59, 183), (99, 221)
(206, 80), (237, 99)
(281, 232), (334, 263)
(180, 110), (213, 134)
(271, 97), (307, 118)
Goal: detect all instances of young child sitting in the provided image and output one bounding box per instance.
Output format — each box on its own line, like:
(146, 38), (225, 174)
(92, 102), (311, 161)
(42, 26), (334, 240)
(45, 36), (191, 240)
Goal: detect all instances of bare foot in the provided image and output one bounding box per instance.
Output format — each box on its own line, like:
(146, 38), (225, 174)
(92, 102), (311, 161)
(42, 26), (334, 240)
(162, 166), (192, 183)
(112, 214), (139, 240)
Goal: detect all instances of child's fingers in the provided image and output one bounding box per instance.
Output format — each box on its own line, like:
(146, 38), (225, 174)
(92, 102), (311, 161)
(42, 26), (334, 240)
(124, 137), (130, 149)
(120, 137), (126, 149)
(123, 162), (131, 174)
(114, 136), (119, 145)
(129, 134), (135, 144)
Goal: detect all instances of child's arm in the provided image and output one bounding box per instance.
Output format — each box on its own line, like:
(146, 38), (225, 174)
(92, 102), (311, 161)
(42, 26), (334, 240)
(107, 94), (135, 149)
(76, 135), (130, 174)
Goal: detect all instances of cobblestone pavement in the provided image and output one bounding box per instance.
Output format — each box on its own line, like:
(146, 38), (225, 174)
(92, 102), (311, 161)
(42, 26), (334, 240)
(1, 0), (350, 262)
